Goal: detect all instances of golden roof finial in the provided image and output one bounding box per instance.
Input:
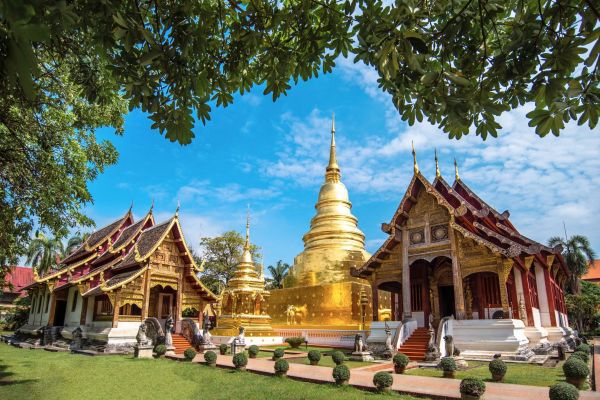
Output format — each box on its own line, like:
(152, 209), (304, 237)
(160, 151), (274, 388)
(325, 113), (341, 182)
(175, 199), (180, 217)
(435, 148), (441, 178)
(454, 158), (460, 181)
(150, 198), (154, 212)
(412, 141), (419, 174)
(241, 205), (253, 264)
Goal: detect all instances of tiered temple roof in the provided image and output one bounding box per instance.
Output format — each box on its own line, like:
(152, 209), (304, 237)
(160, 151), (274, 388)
(25, 207), (215, 301)
(354, 150), (568, 278)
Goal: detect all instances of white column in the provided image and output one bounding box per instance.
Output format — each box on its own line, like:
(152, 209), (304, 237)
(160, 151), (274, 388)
(401, 228), (412, 320)
(534, 265), (551, 326)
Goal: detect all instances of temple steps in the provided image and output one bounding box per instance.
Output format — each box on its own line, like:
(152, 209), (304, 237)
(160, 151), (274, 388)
(398, 327), (430, 361)
(171, 333), (192, 355)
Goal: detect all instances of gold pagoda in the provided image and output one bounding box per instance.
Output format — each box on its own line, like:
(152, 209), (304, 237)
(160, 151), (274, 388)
(269, 115), (373, 329)
(212, 213), (274, 337)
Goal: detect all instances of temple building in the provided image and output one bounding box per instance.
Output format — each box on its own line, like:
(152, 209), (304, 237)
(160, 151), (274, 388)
(19, 206), (216, 352)
(353, 148), (572, 359)
(212, 213), (276, 344)
(269, 116), (375, 332)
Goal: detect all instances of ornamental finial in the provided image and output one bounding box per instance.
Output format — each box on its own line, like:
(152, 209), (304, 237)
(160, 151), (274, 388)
(150, 198), (154, 212)
(412, 141), (419, 174)
(175, 199), (180, 217)
(435, 148), (441, 178)
(454, 158), (460, 181)
(99, 271), (105, 285)
(245, 204), (250, 251)
(325, 113), (341, 182)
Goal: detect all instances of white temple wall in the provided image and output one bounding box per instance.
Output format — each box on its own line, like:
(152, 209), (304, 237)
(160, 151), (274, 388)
(534, 265), (551, 326)
(63, 287), (83, 327)
(532, 307), (542, 328)
(413, 311), (425, 327)
(85, 296), (95, 325)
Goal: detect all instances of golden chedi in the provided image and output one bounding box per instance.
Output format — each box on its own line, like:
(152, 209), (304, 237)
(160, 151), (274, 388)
(269, 116), (373, 329)
(212, 214), (274, 337)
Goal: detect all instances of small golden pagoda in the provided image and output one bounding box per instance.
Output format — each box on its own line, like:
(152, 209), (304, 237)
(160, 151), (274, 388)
(212, 212), (274, 337)
(269, 115), (373, 329)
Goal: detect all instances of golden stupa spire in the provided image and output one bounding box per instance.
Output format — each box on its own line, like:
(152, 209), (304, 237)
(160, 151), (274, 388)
(241, 205), (252, 263)
(412, 141), (419, 174)
(325, 113), (341, 182)
(435, 148), (441, 178)
(454, 158), (460, 181)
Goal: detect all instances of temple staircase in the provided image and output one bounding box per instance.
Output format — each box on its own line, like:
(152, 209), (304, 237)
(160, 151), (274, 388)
(398, 327), (430, 361)
(172, 333), (192, 355)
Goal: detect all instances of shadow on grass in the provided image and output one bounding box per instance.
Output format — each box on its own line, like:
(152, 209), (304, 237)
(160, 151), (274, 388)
(0, 364), (38, 386)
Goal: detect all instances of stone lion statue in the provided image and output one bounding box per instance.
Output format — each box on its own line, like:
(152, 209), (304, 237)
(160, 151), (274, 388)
(354, 334), (366, 353)
(136, 324), (149, 345)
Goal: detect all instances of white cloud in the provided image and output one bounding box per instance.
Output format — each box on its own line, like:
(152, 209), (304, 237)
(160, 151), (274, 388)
(177, 180), (280, 205)
(260, 59), (600, 251)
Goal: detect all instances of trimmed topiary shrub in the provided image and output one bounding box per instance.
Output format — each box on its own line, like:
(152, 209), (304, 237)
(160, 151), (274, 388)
(393, 353), (410, 374)
(488, 359), (507, 381)
(308, 350), (321, 365)
(331, 350), (346, 365)
(233, 352), (248, 371)
(373, 371), (393, 393)
(575, 343), (590, 354)
(154, 344), (167, 357)
(563, 357), (589, 389)
(459, 377), (486, 399)
(332, 364), (350, 385)
(549, 382), (579, 400)
(274, 359), (289, 377)
(284, 337), (305, 349)
(571, 351), (590, 364)
(440, 356), (457, 378)
(248, 345), (260, 358)
(204, 350), (217, 366)
(183, 348), (197, 361)
(219, 343), (228, 355)
(272, 347), (285, 361)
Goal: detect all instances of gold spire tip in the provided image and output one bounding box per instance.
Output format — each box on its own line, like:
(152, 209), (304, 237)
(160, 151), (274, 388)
(411, 141), (419, 174)
(331, 113), (336, 133)
(325, 113), (340, 182)
(245, 205), (250, 249)
(435, 148), (441, 178)
(454, 158), (460, 181)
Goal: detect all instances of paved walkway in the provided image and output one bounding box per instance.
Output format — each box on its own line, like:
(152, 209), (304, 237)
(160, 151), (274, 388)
(191, 354), (600, 400)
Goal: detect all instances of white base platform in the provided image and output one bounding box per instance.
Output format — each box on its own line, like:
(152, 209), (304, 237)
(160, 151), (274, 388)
(452, 319), (529, 353)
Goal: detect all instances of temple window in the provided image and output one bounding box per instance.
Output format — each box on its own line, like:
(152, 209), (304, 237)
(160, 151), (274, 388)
(45, 293), (50, 313)
(37, 294), (42, 313)
(410, 282), (423, 311)
(119, 303), (141, 316)
(528, 273), (540, 308)
(93, 295), (114, 321)
(71, 290), (78, 312)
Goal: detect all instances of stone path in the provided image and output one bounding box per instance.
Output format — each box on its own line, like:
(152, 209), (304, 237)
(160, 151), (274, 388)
(194, 354), (600, 400)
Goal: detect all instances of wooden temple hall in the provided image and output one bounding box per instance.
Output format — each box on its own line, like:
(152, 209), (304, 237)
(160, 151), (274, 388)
(353, 149), (571, 355)
(19, 206), (216, 352)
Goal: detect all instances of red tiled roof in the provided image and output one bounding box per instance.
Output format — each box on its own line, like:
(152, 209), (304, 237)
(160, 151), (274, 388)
(583, 260), (600, 281)
(4, 266), (35, 295)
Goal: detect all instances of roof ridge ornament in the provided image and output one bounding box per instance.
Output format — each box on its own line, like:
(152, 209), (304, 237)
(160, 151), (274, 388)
(454, 158), (460, 181)
(325, 113), (341, 182)
(175, 199), (180, 217)
(435, 148), (441, 178)
(412, 141), (419, 174)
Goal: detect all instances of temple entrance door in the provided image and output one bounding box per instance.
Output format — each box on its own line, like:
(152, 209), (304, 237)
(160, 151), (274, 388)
(53, 300), (67, 326)
(376, 281), (402, 321)
(438, 285), (455, 318)
(158, 293), (173, 319)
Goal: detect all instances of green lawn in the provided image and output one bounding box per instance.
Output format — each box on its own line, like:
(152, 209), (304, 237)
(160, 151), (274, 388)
(0, 344), (419, 400)
(405, 360), (589, 389)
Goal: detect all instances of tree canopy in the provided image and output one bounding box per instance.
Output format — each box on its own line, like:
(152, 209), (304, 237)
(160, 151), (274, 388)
(549, 234), (596, 294)
(195, 231), (261, 294)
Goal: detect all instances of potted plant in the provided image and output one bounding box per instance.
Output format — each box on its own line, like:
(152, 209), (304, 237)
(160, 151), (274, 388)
(549, 382), (579, 400)
(575, 343), (590, 354)
(373, 371), (393, 393)
(233, 352), (248, 371)
(274, 359), (289, 377)
(272, 347), (285, 361)
(488, 359), (507, 381)
(284, 337), (305, 349)
(183, 348), (197, 362)
(204, 350), (217, 367)
(440, 356), (457, 378)
(331, 350), (345, 365)
(308, 350), (321, 365)
(571, 351), (589, 364)
(219, 343), (228, 355)
(393, 353), (410, 374)
(154, 344), (167, 358)
(459, 377), (486, 400)
(563, 357), (589, 389)
(332, 364), (350, 385)
(248, 345), (260, 359)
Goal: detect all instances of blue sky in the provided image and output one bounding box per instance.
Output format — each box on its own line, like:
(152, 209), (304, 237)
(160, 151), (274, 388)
(86, 58), (600, 271)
